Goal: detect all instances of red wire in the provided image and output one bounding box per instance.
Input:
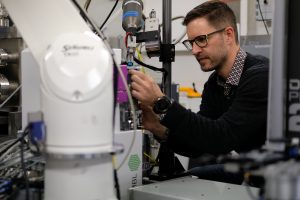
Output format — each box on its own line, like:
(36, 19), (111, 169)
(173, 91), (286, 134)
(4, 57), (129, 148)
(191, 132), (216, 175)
(124, 32), (133, 48)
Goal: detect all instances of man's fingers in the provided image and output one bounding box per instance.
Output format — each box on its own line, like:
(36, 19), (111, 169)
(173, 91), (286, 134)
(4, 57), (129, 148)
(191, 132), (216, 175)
(129, 69), (151, 81)
(130, 74), (144, 85)
(131, 89), (143, 101)
(128, 69), (143, 79)
(129, 69), (143, 75)
(131, 81), (143, 92)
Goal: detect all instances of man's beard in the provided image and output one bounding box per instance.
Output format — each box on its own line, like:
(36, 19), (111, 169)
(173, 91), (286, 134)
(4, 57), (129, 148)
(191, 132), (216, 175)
(199, 54), (226, 72)
(200, 63), (221, 72)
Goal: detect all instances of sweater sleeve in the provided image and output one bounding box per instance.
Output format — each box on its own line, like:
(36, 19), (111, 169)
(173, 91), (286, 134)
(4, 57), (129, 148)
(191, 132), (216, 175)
(161, 65), (268, 157)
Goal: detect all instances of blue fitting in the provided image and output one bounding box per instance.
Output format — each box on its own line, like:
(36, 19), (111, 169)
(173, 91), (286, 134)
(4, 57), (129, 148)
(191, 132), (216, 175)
(127, 62), (134, 67)
(0, 179), (12, 194)
(122, 11), (139, 20)
(288, 146), (299, 158)
(30, 121), (46, 144)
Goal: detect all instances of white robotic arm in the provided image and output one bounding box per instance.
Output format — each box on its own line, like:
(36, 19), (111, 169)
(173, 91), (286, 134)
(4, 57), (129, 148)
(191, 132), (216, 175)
(1, 0), (117, 199)
(42, 32), (113, 155)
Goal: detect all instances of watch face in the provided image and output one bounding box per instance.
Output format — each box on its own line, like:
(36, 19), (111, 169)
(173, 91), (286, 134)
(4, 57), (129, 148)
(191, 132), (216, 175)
(153, 96), (171, 114)
(158, 99), (169, 110)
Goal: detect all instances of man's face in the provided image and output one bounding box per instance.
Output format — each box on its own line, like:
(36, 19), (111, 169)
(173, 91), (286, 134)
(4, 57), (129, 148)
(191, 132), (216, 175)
(186, 17), (228, 72)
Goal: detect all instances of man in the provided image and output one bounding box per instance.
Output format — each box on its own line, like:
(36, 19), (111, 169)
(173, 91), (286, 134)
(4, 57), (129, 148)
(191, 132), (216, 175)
(129, 0), (269, 183)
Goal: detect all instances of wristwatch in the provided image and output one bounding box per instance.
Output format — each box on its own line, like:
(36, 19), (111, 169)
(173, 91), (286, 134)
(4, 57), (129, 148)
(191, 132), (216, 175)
(152, 95), (172, 114)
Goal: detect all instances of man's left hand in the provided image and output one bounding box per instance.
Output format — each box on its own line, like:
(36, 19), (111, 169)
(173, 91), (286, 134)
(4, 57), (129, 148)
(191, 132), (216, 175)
(129, 69), (164, 106)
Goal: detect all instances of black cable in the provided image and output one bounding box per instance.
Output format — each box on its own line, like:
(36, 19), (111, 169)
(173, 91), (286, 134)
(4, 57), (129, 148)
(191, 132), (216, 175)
(133, 56), (168, 87)
(112, 60), (119, 130)
(0, 127), (30, 156)
(133, 56), (166, 74)
(113, 168), (121, 200)
(70, 0), (104, 40)
(256, 0), (270, 35)
(84, 0), (92, 10)
(100, 0), (119, 30)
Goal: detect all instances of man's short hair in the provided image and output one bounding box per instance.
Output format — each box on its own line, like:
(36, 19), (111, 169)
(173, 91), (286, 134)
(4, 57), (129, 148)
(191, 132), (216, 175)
(183, 0), (239, 44)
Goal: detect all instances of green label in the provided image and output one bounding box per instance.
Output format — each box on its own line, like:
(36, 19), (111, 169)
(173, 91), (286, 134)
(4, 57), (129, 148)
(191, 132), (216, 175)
(128, 154), (141, 172)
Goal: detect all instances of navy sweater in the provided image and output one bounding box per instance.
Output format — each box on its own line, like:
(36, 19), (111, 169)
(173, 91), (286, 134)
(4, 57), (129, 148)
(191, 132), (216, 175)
(161, 53), (269, 157)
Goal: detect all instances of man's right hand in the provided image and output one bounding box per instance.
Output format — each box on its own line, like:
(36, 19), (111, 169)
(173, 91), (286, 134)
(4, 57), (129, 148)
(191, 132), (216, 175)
(140, 104), (168, 141)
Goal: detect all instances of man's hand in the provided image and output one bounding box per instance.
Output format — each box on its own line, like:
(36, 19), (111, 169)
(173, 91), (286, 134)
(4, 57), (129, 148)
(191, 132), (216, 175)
(140, 104), (168, 140)
(129, 69), (164, 106)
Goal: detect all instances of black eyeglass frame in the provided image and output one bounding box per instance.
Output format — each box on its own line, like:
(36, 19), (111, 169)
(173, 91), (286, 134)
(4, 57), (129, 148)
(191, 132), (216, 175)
(182, 28), (226, 50)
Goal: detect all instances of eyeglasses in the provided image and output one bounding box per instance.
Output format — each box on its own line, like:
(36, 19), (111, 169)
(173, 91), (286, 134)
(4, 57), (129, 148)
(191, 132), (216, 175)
(182, 28), (226, 51)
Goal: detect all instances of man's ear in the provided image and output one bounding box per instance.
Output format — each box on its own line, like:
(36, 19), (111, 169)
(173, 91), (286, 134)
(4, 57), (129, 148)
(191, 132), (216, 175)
(224, 26), (236, 45)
